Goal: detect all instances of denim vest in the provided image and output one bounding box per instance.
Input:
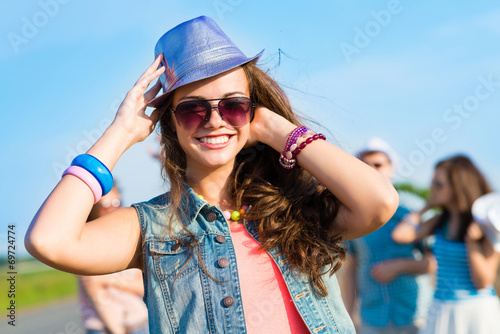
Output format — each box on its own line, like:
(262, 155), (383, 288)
(132, 186), (355, 333)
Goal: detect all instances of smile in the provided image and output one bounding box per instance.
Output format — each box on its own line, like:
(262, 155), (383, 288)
(199, 135), (230, 145)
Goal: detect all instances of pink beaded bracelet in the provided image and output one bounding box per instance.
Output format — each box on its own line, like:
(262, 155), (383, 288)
(62, 165), (102, 204)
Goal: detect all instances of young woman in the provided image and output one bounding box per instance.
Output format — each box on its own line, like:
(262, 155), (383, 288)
(25, 16), (398, 333)
(392, 155), (500, 334)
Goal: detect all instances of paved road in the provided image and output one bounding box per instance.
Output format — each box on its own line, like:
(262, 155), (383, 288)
(0, 297), (85, 334)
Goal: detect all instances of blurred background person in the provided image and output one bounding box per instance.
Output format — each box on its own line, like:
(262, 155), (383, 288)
(79, 185), (149, 334)
(341, 137), (435, 334)
(392, 154), (500, 334)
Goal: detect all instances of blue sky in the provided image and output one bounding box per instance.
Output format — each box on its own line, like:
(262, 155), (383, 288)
(1, 0), (499, 255)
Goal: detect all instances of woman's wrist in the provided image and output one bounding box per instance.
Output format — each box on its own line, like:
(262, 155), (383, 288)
(465, 234), (483, 245)
(402, 215), (420, 228)
(421, 202), (434, 214)
(86, 123), (137, 171)
(465, 238), (483, 253)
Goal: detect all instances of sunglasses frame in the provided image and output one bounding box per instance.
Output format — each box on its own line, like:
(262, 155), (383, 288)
(169, 97), (256, 130)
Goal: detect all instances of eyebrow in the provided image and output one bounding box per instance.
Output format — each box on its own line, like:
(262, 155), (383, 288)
(178, 91), (248, 102)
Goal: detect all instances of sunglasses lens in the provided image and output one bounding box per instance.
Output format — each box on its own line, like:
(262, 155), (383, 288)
(175, 101), (210, 130)
(219, 97), (253, 127)
(174, 97), (253, 130)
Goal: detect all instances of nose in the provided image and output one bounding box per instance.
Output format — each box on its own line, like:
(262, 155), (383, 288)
(204, 104), (227, 128)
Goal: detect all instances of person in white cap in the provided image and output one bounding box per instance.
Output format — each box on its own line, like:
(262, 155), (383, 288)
(341, 137), (435, 334)
(392, 154), (500, 334)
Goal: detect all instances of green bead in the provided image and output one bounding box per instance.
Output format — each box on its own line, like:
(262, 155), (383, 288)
(197, 194), (204, 200)
(231, 211), (241, 221)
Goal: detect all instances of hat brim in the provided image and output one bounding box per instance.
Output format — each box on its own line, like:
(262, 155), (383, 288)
(473, 193), (500, 251)
(486, 205), (500, 251)
(147, 50), (264, 109)
(472, 193), (500, 223)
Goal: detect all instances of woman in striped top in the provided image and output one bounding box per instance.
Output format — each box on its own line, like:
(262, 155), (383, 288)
(392, 155), (500, 334)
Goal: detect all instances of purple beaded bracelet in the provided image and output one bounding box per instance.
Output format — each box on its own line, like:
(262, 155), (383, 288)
(284, 127), (307, 153)
(279, 129), (326, 169)
(279, 127), (308, 169)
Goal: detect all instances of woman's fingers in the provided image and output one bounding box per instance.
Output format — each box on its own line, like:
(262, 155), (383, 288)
(125, 61), (164, 112)
(144, 78), (163, 103)
(135, 65), (165, 94)
(246, 106), (275, 147)
(110, 55), (166, 143)
(134, 55), (165, 93)
(467, 222), (484, 241)
(136, 54), (163, 83)
(149, 108), (161, 125)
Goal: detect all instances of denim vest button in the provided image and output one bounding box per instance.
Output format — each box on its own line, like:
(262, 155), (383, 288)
(206, 212), (217, 222)
(218, 257), (229, 268)
(171, 243), (182, 251)
(223, 296), (235, 307)
(215, 235), (226, 243)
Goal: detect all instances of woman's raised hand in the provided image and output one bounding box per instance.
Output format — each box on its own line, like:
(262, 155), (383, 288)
(246, 106), (295, 151)
(466, 222), (484, 243)
(112, 54), (165, 144)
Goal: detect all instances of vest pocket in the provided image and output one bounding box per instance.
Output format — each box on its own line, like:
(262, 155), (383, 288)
(149, 236), (203, 279)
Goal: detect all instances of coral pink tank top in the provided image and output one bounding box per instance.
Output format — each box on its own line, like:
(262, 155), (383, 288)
(229, 223), (309, 333)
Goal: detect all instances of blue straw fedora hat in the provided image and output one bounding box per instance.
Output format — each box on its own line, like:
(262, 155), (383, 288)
(148, 16), (264, 108)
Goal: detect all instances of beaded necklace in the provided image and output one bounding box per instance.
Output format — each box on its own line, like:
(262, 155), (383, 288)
(196, 194), (248, 222)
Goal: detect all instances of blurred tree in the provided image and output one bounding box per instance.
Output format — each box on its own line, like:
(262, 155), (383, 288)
(394, 182), (430, 201)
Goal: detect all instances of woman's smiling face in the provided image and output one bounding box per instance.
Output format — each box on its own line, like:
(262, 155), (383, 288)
(171, 67), (251, 171)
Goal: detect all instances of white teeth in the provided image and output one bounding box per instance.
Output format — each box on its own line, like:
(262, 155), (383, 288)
(199, 135), (230, 144)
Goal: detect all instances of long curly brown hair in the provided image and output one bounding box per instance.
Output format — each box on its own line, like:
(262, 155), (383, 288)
(157, 62), (346, 296)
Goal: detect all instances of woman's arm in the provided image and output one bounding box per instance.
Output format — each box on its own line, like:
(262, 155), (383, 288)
(339, 254), (358, 317)
(250, 108), (399, 240)
(370, 251), (437, 283)
(25, 56), (165, 275)
(101, 270), (145, 296)
(466, 222), (500, 289)
(80, 275), (126, 334)
(391, 208), (439, 244)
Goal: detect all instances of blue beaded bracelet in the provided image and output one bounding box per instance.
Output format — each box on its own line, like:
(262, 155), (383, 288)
(71, 154), (113, 195)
